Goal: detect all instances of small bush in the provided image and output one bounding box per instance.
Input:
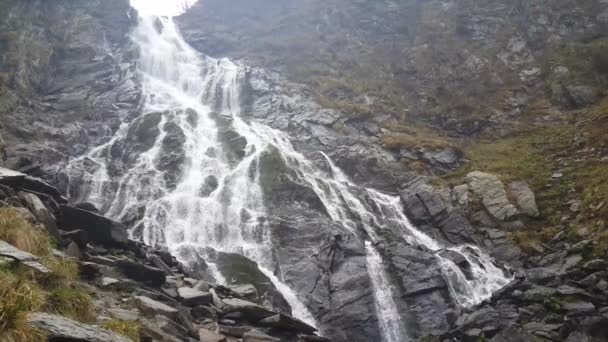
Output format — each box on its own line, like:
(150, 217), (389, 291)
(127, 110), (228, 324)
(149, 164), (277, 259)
(0, 208), (52, 256)
(103, 318), (141, 342)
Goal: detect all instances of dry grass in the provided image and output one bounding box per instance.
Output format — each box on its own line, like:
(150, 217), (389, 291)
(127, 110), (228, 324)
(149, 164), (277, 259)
(0, 208), (52, 256)
(0, 271), (47, 342)
(103, 318), (141, 342)
(42, 255), (80, 287)
(45, 287), (95, 323)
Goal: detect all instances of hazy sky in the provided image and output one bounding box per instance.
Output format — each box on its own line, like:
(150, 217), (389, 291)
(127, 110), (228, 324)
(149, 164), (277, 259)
(130, 0), (199, 16)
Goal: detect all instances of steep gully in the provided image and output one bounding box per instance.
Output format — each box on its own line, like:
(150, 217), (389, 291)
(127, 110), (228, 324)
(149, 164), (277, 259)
(65, 6), (511, 342)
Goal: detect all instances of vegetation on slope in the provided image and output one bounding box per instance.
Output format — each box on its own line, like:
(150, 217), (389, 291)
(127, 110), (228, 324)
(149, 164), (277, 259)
(0, 207), (97, 341)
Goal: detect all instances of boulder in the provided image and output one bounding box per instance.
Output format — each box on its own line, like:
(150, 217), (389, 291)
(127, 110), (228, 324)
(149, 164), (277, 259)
(0, 167), (66, 204)
(258, 313), (316, 334)
(177, 287), (213, 306)
(507, 181), (539, 218)
(28, 313), (131, 342)
(116, 258), (165, 287)
(490, 326), (536, 342)
(18, 191), (58, 235)
(60, 205), (128, 247)
(221, 298), (276, 321)
(467, 171), (519, 222)
(562, 301), (596, 316)
(0, 240), (49, 274)
(134, 296), (179, 320)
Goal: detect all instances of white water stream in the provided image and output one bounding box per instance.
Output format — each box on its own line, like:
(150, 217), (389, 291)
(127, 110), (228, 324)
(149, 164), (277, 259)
(66, 3), (512, 341)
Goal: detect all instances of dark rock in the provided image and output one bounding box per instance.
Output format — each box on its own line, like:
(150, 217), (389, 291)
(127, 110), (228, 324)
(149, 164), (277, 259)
(192, 305), (218, 320)
(134, 296), (179, 320)
(148, 254), (175, 276)
(490, 326), (536, 342)
(60, 205), (128, 247)
(563, 301), (596, 316)
(177, 287), (213, 306)
(116, 258), (166, 287)
(221, 298), (276, 321)
(28, 312), (130, 342)
(258, 313), (316, 334)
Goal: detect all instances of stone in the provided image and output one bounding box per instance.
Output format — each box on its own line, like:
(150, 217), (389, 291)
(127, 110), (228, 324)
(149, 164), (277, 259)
(177, 287), (213, 306)
(108, 308), (140, 321)
(0, 168), (66, 204)
(0, 240), (50, 274)
(242, 329), (280, 342)
(18, 191), (58, 235)
(467, 171), (519, 222)
(60, 205), (128, 247)
(564, 85), (600, 107)
(65, 241), (81, 259)
(134, 296), (179, 319)
(221, 298), (276, 321)
(562, 301), (596, 316)
(192, 305), (218, 319)
(258, 314), (316, 334)
(228, 284), (258, 300)
(507, 181), (539, 218)
(28, 312), (131, 342)
(116, 258), (165, 287)
(148, 254), (175, 276)
(490, 326), (536, 342)
(199, 328), (227, 342)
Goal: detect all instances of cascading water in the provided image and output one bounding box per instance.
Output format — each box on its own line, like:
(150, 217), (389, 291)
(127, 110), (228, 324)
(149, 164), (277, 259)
(66, 2), (512, 341)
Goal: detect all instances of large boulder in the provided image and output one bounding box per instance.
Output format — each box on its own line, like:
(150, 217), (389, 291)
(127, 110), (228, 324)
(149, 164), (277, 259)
(507, 181), (539, 218)
(29, 313), (131, 342)
(115, 258), (166, 287)
(466, 171), (519, 223)
(59, 205), (128, 247)
(0, 167), (66, 204)
(18, 191), (58, 235)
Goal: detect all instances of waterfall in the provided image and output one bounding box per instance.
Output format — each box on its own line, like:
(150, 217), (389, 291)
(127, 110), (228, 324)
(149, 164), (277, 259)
(66, 2), (512, 340)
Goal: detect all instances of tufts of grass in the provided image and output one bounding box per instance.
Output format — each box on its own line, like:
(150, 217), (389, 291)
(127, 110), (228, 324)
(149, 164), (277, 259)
(45, 286), (95, 323)
(41, 255), (80, 287)
(0, 208), (52, 256)
(103, 318), (141, 342)
(0, 271), (47, 342)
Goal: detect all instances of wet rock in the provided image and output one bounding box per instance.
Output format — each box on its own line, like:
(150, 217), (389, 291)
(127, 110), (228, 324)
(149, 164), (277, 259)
(0, 167), (66, 204)
(29, 312), (131, 342)
(116, 258), (166, 287)
(221, 298), (276, 321)
(228, 284), (258, 301)
(490, 326), (536, 342)
(507, 181), (539, 218)
(199, 175), (219, 197)
(60, 205), (128, 247)
(258, 313), (316, 334)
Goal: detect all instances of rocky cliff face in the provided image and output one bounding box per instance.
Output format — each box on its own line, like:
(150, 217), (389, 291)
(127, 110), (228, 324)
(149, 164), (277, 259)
(0, 0), (141, 181)
(1, 1), (607, 342)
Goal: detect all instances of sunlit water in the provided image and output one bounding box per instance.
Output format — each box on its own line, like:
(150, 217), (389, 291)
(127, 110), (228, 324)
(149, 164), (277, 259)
(66, 2), (512, 341)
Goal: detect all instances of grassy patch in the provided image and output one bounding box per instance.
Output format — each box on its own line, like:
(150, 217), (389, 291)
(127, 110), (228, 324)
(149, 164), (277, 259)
(45, 287), (95, 323)
(103, 319), (141, 342)
(0, 271), (47, 342)
(0, 208), (52, 256)
(0, 206), (97, 336)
